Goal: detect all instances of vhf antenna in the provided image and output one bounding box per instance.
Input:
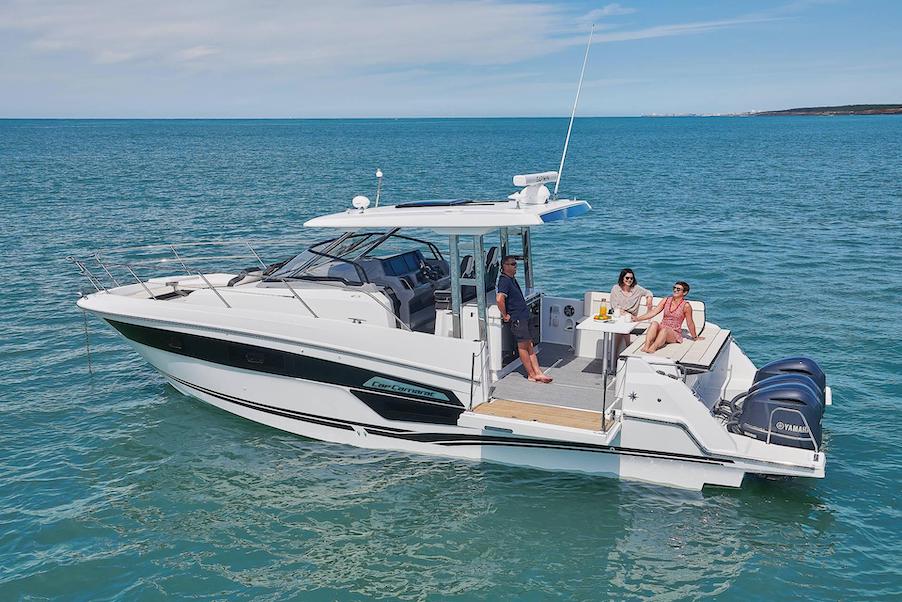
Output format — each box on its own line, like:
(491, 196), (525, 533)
(374, 168), (383, 207)
(553, 24), (595, 199)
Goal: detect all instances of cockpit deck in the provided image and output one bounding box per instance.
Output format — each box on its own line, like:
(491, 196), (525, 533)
(489, 343), (617, 414)
(472, 398), (616, 431)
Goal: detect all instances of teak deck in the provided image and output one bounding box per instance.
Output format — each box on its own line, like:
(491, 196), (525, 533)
(474, 398), (612, 431)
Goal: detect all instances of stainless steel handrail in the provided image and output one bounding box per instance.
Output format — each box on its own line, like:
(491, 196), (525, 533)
(96, 237), (317, 255)
(468, 340), (487, 409)
(169, 245), (192, 275)
(78, 254), (265, 270)
(93, 253), (121, 287)
(276, 278), (319, 318)
(194, 271), (231, 308)
(70, 238), (410, 329)
(68, 257), (104, 292)
(469, 352), (476, 409)
(245, 242), (268, 269)
(287, 278), (411, 332)
(124, 265), (157, 299)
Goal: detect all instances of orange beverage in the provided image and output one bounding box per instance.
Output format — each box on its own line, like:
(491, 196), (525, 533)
(599, 303), (608, 319)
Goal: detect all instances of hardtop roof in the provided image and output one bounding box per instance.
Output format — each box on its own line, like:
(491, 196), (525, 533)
(303, 198), (591, 234)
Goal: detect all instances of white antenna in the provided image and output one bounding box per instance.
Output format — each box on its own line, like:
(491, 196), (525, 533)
(374, 168), (383, 207)
(553, 24), (595, 198)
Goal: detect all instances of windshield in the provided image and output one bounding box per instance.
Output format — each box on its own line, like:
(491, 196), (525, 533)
(268, 230), (444, 284)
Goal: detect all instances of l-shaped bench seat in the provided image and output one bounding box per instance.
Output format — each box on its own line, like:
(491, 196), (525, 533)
(581, 290), (728, 372)
(619, 323), (732, 373)
(583, 290), (706, 333)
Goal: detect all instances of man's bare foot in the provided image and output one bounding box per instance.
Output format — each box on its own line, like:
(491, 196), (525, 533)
(538, 374), (553, 383)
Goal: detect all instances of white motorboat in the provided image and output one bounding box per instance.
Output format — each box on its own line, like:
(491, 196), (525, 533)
(72, 172), (830, 490)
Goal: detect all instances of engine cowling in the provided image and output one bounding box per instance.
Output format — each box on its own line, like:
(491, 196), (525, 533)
(747, 373), (824, 417)
(734, 383), (823, 450)
(753, 356), (826, 396)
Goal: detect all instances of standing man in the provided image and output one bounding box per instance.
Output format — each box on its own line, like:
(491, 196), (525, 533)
(496, 255), (552, 383)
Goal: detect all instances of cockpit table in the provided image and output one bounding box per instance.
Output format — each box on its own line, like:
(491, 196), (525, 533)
(576, 316), (646, 422)
(576, 316), (644, 373)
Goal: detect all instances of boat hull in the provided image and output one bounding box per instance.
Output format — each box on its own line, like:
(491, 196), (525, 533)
(121, 332), (750, 491)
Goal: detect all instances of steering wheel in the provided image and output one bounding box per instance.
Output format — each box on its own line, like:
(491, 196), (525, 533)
(418, 260), (442, 282)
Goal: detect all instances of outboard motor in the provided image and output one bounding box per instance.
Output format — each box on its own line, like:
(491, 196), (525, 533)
(747, 373), (825, 416)
(732, 383), (822, 450)
(713, 372), (824, 422)
(753, 356), (826, 397)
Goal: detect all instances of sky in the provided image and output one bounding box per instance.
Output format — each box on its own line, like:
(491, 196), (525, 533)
(0, 0), (900, 117)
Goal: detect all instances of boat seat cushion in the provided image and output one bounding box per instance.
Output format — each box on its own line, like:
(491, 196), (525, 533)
(619, 323), (731, 371)
(584, 291), (705, 333)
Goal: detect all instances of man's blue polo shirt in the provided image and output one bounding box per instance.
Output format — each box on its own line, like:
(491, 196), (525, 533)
(497, 273), (529, 322)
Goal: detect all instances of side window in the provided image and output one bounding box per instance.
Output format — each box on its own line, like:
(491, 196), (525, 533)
(227, 343), (285, 372)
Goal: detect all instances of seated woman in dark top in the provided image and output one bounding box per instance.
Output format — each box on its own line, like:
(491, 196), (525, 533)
(610, 268), (653, 318)
(496, 255), (552, 383)
(610, 268), (654, 355)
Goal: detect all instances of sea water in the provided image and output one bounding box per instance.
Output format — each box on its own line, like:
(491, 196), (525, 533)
(1, 117), (900, 600)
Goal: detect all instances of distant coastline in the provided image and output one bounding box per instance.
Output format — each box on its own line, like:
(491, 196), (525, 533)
(752, 104), (902, 116)
(642, 104), (902, 118)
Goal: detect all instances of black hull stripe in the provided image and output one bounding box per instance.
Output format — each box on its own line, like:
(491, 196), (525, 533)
(108, 319), (462, 407)
(350, 388), (464, 426)
(111, 319), (729, 464)
(169, 375), (729, 465)
(168, 374), (408, 433)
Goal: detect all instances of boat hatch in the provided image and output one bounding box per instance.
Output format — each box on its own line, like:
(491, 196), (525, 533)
(395, 199), (474, 208)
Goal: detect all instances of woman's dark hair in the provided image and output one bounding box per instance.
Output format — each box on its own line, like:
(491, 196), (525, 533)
(675, 280), (690, 294)
(618, 268), (637, 287)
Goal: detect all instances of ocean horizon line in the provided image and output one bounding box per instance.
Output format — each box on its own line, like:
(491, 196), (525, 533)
(0, 114), (780, 121)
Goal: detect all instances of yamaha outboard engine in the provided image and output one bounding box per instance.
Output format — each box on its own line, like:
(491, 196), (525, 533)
(753, 356), (826, 397)
(747, 373), (825, 416)
(733, 383), (822, 450)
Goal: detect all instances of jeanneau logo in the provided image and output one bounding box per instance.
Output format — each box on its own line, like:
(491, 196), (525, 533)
(362, 377), (449, 401)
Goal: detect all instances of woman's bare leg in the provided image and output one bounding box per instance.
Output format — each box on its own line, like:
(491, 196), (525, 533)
(652, 327), (669, 351)
(664, 328), (681, 344)
(645, 327), (668, 352)
(648, 327), (680, 352)
(642, 323), (659, 352)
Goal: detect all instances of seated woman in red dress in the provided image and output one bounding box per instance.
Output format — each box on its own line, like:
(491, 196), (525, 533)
(632, 281), (701, 353)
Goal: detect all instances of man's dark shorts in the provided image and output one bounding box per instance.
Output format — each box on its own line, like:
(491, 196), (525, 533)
(510, 317), (535, 343)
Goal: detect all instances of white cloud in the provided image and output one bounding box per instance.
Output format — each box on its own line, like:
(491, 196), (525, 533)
(580, 3), (637, 24)
(0, 0), (833, 116)
(0, 0), (782, 74)
(0, 0), (570, 70)
(593, 16), (780, 43)
(173, 45), (220, 63)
